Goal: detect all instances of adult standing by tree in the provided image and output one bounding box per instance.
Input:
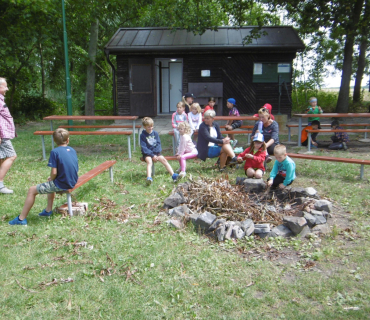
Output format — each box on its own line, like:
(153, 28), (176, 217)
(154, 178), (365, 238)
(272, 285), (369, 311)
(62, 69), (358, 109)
(0, 78), (17, 194)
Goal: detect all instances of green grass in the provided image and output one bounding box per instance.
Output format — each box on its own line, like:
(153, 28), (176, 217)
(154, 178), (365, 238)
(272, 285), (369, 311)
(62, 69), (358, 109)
(1, 122), (370, 319)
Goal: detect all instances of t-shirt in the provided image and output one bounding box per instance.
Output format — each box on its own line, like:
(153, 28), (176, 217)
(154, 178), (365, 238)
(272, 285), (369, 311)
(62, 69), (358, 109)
(48, 146), (79, 190)
(228, 106), (242, 125)
(269, 156), (296, 186)
(307, 106), (322, 122)
(208, 126), (218, 146)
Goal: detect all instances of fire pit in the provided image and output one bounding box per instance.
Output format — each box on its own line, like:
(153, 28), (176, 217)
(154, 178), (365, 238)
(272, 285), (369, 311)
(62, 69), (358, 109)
(163, 177), (333, 241)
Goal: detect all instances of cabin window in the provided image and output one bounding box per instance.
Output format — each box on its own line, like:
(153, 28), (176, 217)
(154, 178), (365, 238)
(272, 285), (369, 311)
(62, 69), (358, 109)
(201, 70), (211, 77)
(253, 63), (291, 83)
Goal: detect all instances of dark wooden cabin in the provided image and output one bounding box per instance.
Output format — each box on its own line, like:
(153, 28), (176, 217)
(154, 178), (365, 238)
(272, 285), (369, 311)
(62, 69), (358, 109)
(104, 27), (305, 117)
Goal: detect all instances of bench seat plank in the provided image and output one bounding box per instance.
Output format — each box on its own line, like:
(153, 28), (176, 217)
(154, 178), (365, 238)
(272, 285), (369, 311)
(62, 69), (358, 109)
(59, 125), (141, 129)
(34, 131), (133, 135)
(69, 160), (117, 192)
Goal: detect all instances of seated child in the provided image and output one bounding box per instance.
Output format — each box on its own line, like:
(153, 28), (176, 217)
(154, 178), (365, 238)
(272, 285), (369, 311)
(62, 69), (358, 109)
(225, 98), (242, 148)
(176, 122), (198, 179)
(9, 128), (79, 225)
(141, 117), (179, 185)
(267, 144), (296, 190)
(306, 97), (323, 125)
(237, 133), (266, 179)
(188, 103), (202, 135)
(329, 120), (349, 150)
(253, 103), (275, 120)
(301, 120), (321, 148)
(203, 97), (216, 119)
(182, 92), (195, 114)
(172, 101), (188, 152)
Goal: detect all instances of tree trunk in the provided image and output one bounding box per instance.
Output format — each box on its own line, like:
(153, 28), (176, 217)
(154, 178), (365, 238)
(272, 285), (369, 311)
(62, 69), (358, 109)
(353, 39), (368, 103)
(39, 43), (45, 102)
(353, 0), (370, 103)
(336, 0), (364, 113)
(85, 19), (99, 123)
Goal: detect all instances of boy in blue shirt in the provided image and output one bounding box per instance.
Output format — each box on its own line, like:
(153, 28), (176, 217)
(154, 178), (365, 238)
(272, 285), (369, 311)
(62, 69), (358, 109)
(9, 128), (78, 225)
(141, 117), (179, 186)
(267, 144), (296, 189)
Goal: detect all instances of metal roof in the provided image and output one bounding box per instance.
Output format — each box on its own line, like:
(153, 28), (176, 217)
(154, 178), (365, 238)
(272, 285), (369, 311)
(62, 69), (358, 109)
(105, 27), (305, 54)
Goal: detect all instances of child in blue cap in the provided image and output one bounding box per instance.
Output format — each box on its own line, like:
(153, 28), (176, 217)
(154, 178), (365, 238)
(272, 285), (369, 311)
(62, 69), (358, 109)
(225, 98), (242, 148)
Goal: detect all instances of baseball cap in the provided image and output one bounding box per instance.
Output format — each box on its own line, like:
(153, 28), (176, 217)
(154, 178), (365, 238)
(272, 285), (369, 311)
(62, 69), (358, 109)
(227, 98), (236, 106)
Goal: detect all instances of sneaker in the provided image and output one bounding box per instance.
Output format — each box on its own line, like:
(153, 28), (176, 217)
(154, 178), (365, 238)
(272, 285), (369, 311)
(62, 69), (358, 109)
(39, 209), (53, 217)
(220, 167), (226, 173)
(146, 177), (153, 186)
(9, 216), (27, 225)
(343, 142), (348, 150)
(232, 139), (238, 148)
(179, 171), (186, 179)
(0, 187), (13, 194)
(229, 157), (238, 165)
(172, 173), (179, 182)
(265, 156), (272, 163)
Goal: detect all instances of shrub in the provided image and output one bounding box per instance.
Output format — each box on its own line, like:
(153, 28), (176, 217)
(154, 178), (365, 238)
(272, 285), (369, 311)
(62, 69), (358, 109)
(12, 93), (62, 124)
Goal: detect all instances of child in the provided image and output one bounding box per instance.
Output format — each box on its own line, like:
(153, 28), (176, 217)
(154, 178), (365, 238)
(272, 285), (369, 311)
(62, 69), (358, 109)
(301, 120), (321, 148)
(172, 101), (188, 152)
(306, 97), (323, 125)
(188, 103), (202, 135)
(225, 98), (242, 148)
(182, 92), (195, 114)
(140, 117), (179, 185)
(237, 133), (266, 179)
(176, 122), (198, 178)
(253, 103), (275, 120)
(267, 145), (296, 190)
(329, 120), (349, 150)
(203, 97), (216, 119)
(0, 77), (17, 194)
(9, 128), (79, 225)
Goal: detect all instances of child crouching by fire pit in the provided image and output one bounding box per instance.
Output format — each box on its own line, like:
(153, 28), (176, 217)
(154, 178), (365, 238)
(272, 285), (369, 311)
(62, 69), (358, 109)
(267, 144), (296, 190)
(237, 133), (266, 179)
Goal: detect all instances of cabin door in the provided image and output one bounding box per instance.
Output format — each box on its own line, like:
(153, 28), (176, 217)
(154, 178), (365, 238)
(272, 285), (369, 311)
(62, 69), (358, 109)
(129, 58), (156, 117)
(156, 59), (183, 114)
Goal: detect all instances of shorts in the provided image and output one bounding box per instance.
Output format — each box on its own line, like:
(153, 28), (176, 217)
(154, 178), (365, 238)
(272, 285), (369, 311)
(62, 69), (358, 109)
(207, 146), (222, 158)
(142, 153), (161, 160)
(0, 139), (17, 159)
(36, 180), (65, 194)
(231, 121), (242, 129)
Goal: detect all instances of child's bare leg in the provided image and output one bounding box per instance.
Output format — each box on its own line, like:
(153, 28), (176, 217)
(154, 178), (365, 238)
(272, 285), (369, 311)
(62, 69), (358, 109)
(0, 155), (17, 182)
(157, 155), (174, 175)
(46, 192), (55, 212)
(255, 169), (264, 179)
(19, 186), (38, 220)
(246, 168), (255, 178)
(145, 156), (153, 177)
(228, 133), (235, 140)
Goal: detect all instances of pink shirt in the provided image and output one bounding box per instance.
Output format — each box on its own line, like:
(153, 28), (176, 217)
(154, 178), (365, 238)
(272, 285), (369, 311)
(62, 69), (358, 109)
(177, 134), (197, 156)
(0, 94), (16, 139)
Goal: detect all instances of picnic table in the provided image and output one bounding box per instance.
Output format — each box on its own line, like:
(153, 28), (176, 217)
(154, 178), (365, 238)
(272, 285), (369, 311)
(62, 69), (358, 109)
(43, 115), (139, 150)
(294, 113), (370, 147)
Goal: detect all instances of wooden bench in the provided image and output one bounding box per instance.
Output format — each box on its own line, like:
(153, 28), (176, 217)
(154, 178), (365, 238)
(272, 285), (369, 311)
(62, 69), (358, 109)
(287, 153), (370, 179)
(168, 129), (252, 155)
(286, 123), (369, 142)
(61, 160), (117, 216)
(58, 125), (142, 146)
(305, 129), (370, 151)
(34, 131), (132, 161)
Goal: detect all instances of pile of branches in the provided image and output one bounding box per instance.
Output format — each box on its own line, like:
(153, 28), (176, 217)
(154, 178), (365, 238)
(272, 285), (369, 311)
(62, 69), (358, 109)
(182, 177), (297, 224)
